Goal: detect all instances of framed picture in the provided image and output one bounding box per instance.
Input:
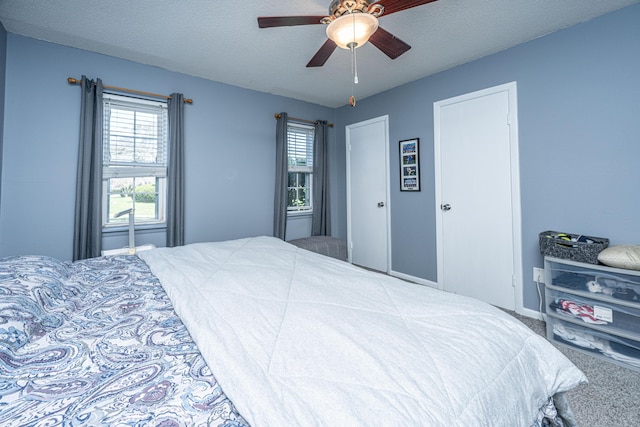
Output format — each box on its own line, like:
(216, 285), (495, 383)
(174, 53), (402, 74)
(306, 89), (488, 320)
(399, 138), (420, 191)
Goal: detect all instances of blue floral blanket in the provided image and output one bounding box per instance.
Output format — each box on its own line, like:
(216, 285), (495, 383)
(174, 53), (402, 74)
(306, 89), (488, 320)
(0, 254), (249, 427)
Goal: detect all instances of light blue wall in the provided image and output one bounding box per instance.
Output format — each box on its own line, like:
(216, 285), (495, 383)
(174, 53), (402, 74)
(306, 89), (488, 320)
(333, 4), (640, 311)
(0, 35), (335, 260)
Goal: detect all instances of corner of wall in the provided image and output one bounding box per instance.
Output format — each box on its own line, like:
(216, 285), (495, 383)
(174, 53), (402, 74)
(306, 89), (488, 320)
(0, 23), (8, 211)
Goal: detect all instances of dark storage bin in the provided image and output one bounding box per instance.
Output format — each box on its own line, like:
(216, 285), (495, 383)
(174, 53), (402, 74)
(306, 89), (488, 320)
(539, 231), (609, 264)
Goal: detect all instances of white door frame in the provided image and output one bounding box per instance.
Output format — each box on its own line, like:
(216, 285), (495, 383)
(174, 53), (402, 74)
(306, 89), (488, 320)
(434, 82), (524, 314)
(346, 115), (392, 272)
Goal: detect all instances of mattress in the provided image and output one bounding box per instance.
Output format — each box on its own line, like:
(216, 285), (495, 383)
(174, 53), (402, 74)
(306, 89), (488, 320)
(1, 236), (586, 425)
(139, 236), (587, 426)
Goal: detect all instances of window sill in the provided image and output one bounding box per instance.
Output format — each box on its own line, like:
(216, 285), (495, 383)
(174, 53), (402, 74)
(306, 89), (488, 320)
(287, 210), (313, 218)
(102, 223), (167, 234)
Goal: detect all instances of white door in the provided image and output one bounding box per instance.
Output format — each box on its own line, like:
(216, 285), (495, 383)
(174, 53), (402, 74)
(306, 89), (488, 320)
(434, 82), (522, 311)
(346, 115), (390, 272)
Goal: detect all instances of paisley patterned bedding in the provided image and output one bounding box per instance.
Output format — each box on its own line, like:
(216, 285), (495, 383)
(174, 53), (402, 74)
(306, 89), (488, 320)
(0, 254), (248, 427)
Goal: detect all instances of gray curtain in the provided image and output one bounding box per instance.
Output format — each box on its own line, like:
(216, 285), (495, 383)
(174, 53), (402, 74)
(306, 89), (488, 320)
(166, 93), (185, 247)
(73, 76), (104, 261)
(273, 112), (288, 240)
(312, 120), (331, 236)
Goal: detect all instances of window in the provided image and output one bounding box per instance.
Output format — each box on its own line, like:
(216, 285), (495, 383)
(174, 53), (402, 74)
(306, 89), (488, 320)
(287, 122), (314, 213)
(102, 94), (168, 227)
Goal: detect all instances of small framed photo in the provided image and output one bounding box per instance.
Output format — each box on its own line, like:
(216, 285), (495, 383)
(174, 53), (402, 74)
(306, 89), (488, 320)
(399, 138), (420, 191)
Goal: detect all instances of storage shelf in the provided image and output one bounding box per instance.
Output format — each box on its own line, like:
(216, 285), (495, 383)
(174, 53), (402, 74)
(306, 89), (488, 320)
(545, 282), (640, 310)
(548, 315), (640, 373)
(544, 256), (640, 286)
(545, 256), (640, 372)
(546, 311), (640, 343)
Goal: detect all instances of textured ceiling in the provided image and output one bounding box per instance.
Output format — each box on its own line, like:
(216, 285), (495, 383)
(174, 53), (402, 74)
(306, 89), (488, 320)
(0, 0), (637, 107)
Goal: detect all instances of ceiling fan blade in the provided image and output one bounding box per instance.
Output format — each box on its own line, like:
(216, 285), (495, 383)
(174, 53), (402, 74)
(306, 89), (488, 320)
(258, 16), (326, 28)
(306, 39), (338, 67)
(373, 0), (438, 16)
(369, 27), (411, 60)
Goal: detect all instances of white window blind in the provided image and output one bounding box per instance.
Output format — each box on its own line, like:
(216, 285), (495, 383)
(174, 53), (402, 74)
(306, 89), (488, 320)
(103, 94), (168, 178)
(287, 123), (314, 172)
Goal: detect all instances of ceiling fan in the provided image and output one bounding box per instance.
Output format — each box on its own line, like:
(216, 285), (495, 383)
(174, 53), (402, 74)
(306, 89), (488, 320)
(257, 0), (439, 67)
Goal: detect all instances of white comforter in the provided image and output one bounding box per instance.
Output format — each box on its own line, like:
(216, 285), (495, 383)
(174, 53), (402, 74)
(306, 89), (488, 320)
(139, 236), (586, 426)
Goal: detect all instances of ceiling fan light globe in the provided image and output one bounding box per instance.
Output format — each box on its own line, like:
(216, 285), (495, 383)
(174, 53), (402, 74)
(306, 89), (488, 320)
(326, 13), (378, 50)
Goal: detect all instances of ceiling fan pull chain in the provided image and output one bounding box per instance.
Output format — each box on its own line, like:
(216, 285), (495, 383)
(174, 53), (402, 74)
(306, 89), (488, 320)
(352, 44), (359, 84)
(351, 12), (359, 84)
(349, 8), (358, 107)
(350, 44), (357, 107)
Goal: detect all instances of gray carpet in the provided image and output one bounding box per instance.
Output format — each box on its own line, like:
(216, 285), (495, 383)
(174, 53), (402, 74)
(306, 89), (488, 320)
(504, 310), (640, 426)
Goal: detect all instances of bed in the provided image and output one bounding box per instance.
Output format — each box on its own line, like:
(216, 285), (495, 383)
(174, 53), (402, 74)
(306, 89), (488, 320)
(1, 236), (586, 426)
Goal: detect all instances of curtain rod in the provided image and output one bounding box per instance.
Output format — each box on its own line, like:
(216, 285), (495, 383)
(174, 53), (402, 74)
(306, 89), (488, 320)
(67, 77), (193, 104)
(274, 113), (333, 127)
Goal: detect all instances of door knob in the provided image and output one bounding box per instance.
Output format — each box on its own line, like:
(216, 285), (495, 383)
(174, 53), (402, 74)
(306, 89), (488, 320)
(440, 203), (451, 211)
(377, 202), (385, 208)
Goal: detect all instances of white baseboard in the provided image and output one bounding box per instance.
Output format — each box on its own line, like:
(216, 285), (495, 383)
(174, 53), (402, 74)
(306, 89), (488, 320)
(389, 269), (545, 322)
(516, 306), (545, 321)
(389, 270), (438, 289)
